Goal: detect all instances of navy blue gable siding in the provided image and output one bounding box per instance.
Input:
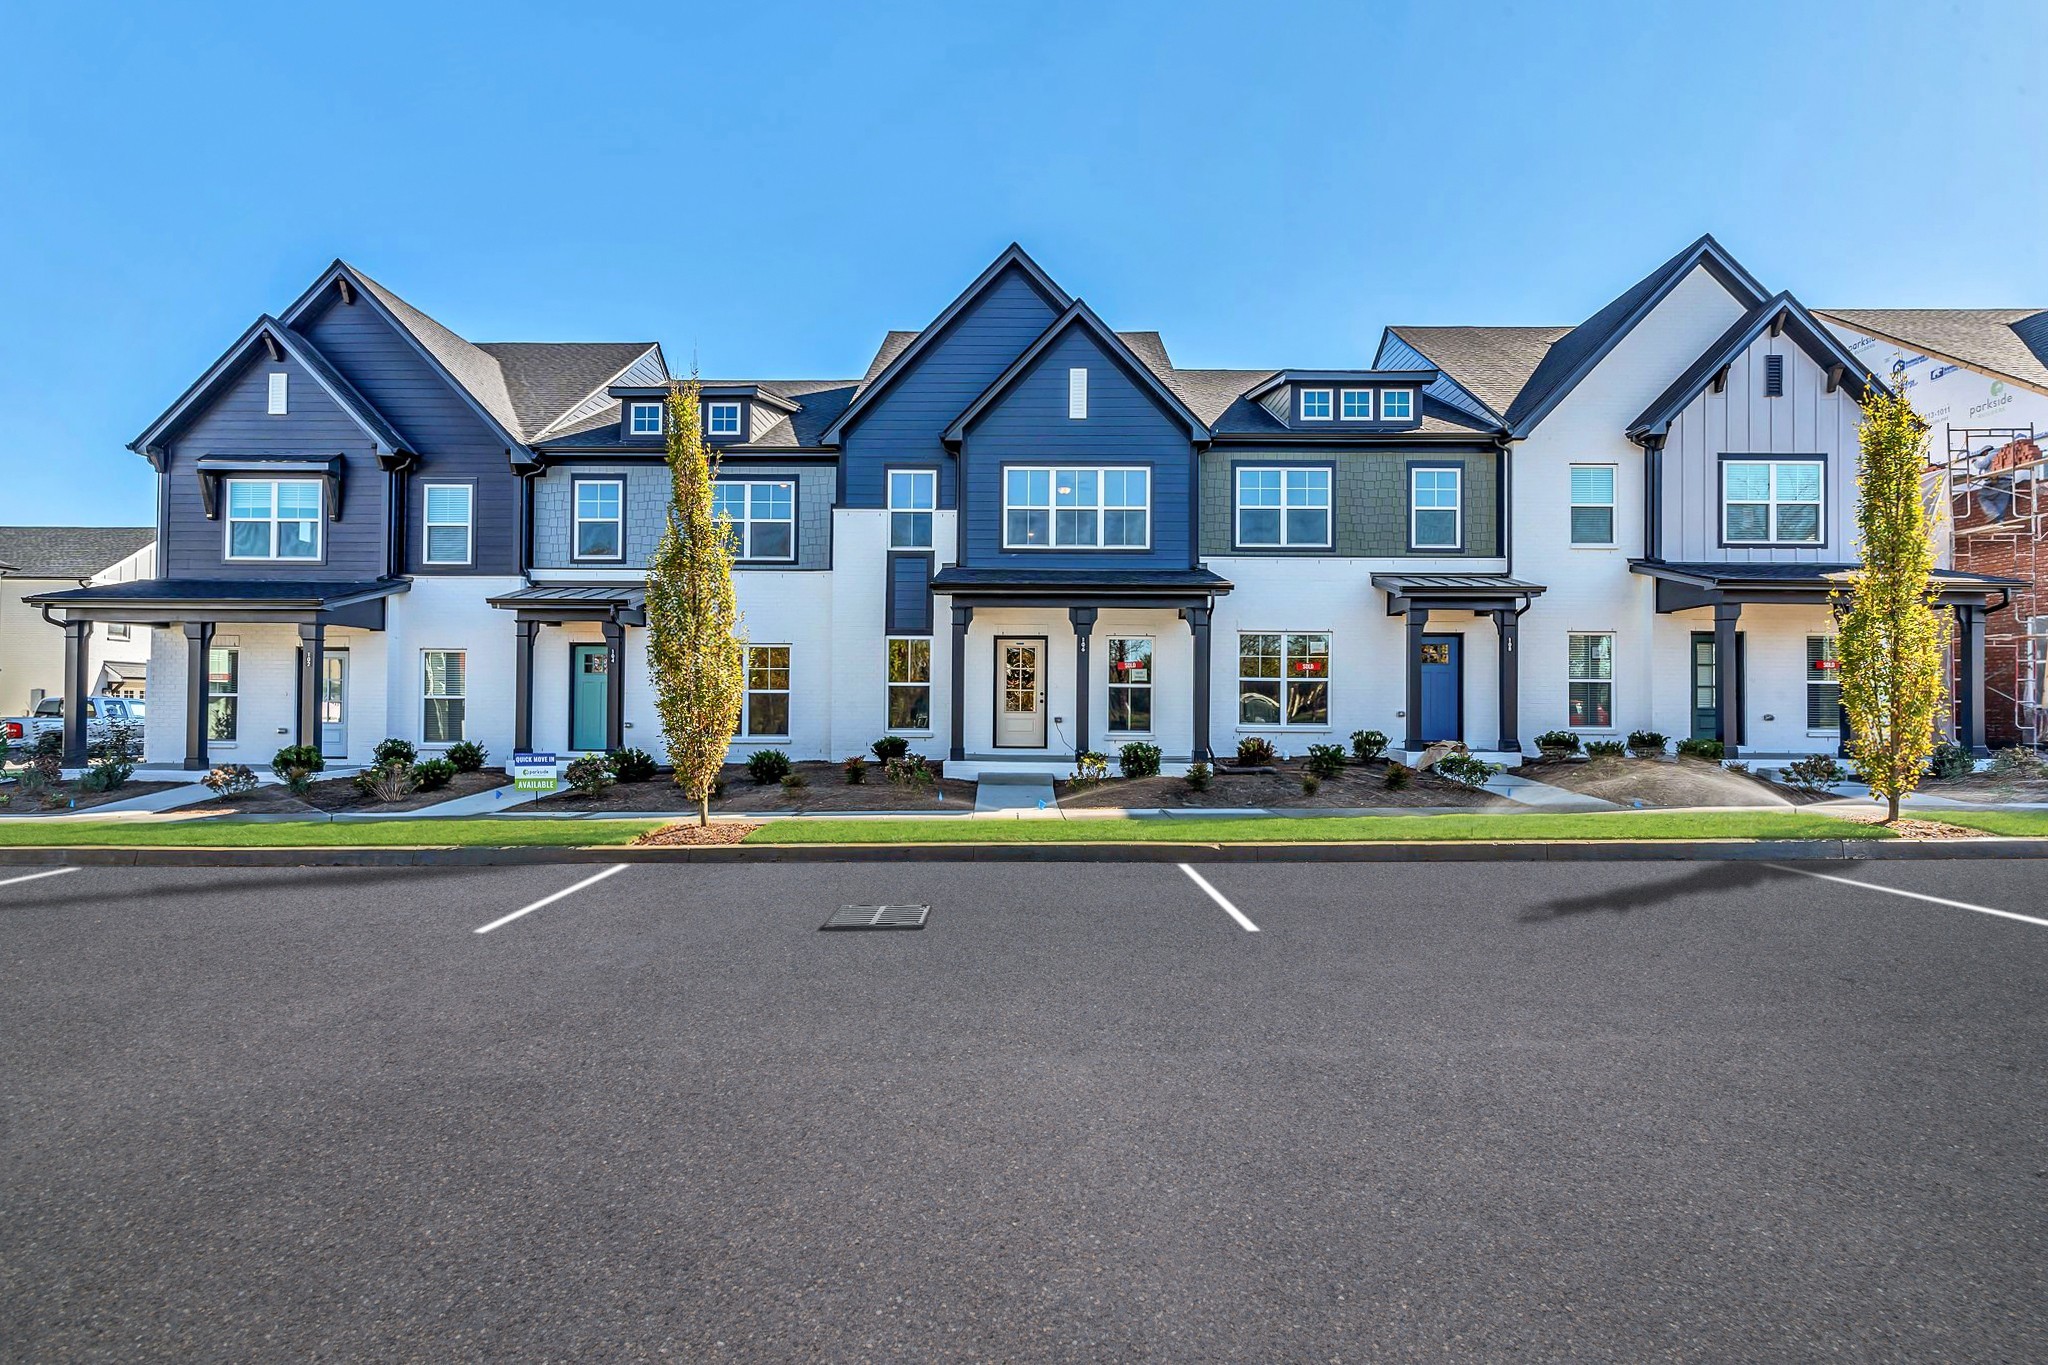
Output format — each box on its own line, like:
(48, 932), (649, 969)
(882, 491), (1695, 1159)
(158, 352), (386, 580)
(296, 291), (523, 576)
(958, 325), (1197, 570)
(839, 263), (1062, 509)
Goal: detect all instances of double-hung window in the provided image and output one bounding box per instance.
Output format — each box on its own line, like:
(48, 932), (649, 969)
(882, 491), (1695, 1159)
(1806, 635), (1841, 731)
(573, 479), (624, 560)
(226, 478), (321, 561)
(206, 647), (239, 741)
(886, 637), (931, 730)
(628, 401), (663, 435)
(423, 483), (473, 565)
(1379, 389), (1414, 421)
(1236, 466), (1331, 548)
(1568, 633), (1614, 729)
(1238, 632), (1330, 727)
(422, 650), (466, 744)
(1299, 388), (1332, 421)
(1569, 465), (1616, 546)
(1410, 466), (1463, 550)
(1002, 467), (1149, 549)
(705, 401), (743, 438)
(713, 480), (796, 561)
(1107, 637), (1154, 733)
(1723, 459), (1823, 544)
(1340, 389), (1373, 420)
(743, 645), (790, 737)
(888, 470), (935, 549)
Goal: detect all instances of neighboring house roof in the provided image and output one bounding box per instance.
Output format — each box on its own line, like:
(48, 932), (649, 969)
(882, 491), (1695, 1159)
(1816, 308), (2048, 397)
(0, 527), (156, 580)
(858, 331), (922, 391)
(1377, 327), (1569, 422)
(1628, 293), (1883, 442)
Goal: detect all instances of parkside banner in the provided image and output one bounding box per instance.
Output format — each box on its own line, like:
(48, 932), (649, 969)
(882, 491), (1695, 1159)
(511, 753), (559, 791)
(1829, 325), (2048, 454)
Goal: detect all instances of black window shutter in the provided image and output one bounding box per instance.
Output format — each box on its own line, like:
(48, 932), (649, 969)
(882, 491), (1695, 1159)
(1764, 354), (1785, 397)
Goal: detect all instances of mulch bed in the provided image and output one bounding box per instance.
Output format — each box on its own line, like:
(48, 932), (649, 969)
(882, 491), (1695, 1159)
(532, 762), (974, 814)
(0, 779), (185, 814)
(634, 821), (761, 846)
(1835, 812), (1990, 839)
(202, 769), (511, 815)
(1056, 758), (1506, 810)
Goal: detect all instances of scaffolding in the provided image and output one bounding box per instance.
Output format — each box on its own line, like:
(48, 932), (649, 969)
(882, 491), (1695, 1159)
(1944, 426), (2044, 747)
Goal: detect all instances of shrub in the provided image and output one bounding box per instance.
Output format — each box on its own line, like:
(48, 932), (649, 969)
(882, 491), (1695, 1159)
(559, 755), (612, 795)
(607, 746), (657, 783)
(1184, 760), (1212, 792)
(780, 771), (809, 793)
(445, 740), (489, 773)
(9, 764), (58, 809)
(1782, 754), (1850, 793)
(1990, 745), (2046, 778)
(1350, 729), (1389, 763)
(81, 747), (137, 794)
(1304, 743), (1348, 778)
(353, 760), (417, 802)
(871, 735), (911, 762)
(885, 754), (935, 789)
(1433, 752), (1502, 787)
(746, 749), (793, 785)
(1585, 739), (1626, 758)
(1235, 736), (1277, 767)
(1626, 730), (1668, 758)
(1924, 742), (1974, 781)
(28, 732), (63, 784)
(413, 758), (457, 792)
(843, 755), (868, 784)
(1675, 737), (1725, 762)
(1534, 729), (1581, 755)
(373, 737), (417, 767)
(271, 744), (325, 795)
(1119, 741), (1163, 778)
(1724, 761), (1752, 775)
(1300, 772), (1323, 795)
(1384, 762), (1413, 790)
(202, 763), (259, 797)
(1073, 750), (1110, 783)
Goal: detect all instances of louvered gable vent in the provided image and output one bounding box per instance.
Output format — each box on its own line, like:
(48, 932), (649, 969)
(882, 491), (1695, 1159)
(1763, 353), (1785, 397)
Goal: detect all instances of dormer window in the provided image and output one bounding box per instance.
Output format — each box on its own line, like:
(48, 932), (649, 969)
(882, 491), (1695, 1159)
(1299, 389), (1332, 421)
(705, 401), (743, 438)
(1379, 389), (1414, 421)
(1340, 389), (1373, 420)
(628, 401), (663, 435)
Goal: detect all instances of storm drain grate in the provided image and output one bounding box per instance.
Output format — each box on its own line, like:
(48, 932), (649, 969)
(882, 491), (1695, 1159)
(822, 904), (930, 931)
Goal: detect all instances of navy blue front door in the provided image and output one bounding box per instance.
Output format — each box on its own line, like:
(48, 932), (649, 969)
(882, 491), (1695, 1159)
(1419, 635), (1462, 742)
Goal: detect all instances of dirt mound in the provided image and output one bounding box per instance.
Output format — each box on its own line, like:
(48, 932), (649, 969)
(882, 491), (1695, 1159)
(1536, 756), (1797, 809)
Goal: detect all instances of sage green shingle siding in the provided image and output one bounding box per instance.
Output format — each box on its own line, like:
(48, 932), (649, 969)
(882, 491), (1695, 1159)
(1200, 450), (1499, 556)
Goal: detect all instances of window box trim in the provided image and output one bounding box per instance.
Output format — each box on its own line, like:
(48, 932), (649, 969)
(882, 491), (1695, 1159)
(886, 465), (940, 551)
(222, 476), (327, 563)
(705, 401), (745, 439)
(1379, 388), (1416, 422)
(627, 401), (664, 436)
(1339, 388), (1374, 421)
(420, 648), (467, 746)
(1236, 630), (1333, 729)
(420, 479), (476, 568)
(1566, 630), (1615, 732)
(998, 464), (1153, 552)
(1568, 463), (1618, 549)
(886, 634), (934, 735)
(1105, 634), (1156, 736)
(1717, 453), (1829, 550)
(1406, 460), (1465, 553)
(741, 643), (792, 740)
(1230, 460), (1336, 552)
(570, 476), (627, 564)
(717, 477), (800, 564)
(1298, 388), (1333, 422)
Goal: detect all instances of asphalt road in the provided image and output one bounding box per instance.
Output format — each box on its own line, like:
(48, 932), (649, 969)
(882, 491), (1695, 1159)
(3, 857), (2045, 1361)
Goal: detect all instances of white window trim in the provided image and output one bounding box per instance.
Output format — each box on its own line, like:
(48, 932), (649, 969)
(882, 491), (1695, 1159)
(573, 478), (626, 563)
(1298, 388), (1333, 421)
(885, 635), (934, 735)
(1569, 463), (1618, 549)
(886, 469), (936, 551)
(1339, 388), (1374, 420)
(628, 401), (663, 435)
(1409, 467), (1464, 551)
(421, 648), (467, 746)
(1236, 631), (1334, 730)
(1379, 388), (1415, 421)
(1106, 635), (1155, 736)
(1723, 458), (1826, 546)
(206, 645), (239, 746)
(1001, 466), (1151, 551)
(716, 479), (798, 563)
(1234, 466), (1333, 549)
(742, 643), (792, 740)
(421, 482), (474, 566)
(1806, 633), (1842, 735)
(705, 401), (744, 437)
(1566, 631), (1616, 733)
(223, 477), (323, 562)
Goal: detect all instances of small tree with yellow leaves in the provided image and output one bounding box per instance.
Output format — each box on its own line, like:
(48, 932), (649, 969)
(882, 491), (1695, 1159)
(1837, 384), (1949, 822)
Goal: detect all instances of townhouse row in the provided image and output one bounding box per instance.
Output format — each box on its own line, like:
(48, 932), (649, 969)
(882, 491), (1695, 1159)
(32, 236), (2018, 774)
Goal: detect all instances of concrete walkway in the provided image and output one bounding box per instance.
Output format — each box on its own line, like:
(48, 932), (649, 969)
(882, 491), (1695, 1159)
(973, 774), (1060, 817)
(1482, 771), (1621, 812)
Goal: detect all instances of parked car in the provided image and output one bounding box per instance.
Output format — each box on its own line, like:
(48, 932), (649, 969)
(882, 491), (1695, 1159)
(2, 696), (146, 753)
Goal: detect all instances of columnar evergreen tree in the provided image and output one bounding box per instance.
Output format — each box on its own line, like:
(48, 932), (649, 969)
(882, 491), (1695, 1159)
(1837, 384), (1949, 823)
(645, 378), (744, 825)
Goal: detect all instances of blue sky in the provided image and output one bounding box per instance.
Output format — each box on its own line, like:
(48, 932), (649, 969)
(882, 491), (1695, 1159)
(3, 0), (2043, 526)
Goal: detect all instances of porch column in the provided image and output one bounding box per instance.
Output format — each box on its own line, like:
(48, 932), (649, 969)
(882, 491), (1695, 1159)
(949, 604), (973, 761)
(1493, 608), (1520, 754)
(1714, 600), (1742, 758)
(182, 621), (214, 770)
(601, 617), (626, 753)
(1956, 604), (1988, 756)
(60, 617), (90, 767)
(1185, 605), (1213, 764)
(1832, 599), (1852, 758)
(1403, 608), (1430, 752)
(513, 619), (538, 754)
(296, 622), (325, 749)
(1069, 606), (1097, 761)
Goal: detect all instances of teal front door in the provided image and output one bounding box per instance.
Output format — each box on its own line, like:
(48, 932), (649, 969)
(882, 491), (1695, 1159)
(570, 644), (610, 751)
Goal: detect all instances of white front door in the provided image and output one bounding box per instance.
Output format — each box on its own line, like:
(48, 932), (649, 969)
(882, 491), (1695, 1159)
(320, 652), (348, 758)
(994, 637), (1047, 748)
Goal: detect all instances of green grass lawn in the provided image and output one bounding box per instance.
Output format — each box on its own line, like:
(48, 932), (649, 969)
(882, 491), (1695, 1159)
(0, 818), (664, 848)
(1922, 810), (2048, 838)
(743, 810), (1895, 845)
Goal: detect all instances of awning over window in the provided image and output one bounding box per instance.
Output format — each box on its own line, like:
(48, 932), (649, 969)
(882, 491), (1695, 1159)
(195, 453), (346, 520)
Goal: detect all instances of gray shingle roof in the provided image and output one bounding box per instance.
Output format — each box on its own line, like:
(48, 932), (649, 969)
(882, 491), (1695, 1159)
(1155, 368), (1499, 437)
(533, 379), (860, 451)
(1818, 308), (2048, 395)
(347, 266), (527, 440)
(1380, 327), (1570, 421)
(478, 342), (661, 439)
(0, 527), (154, 579)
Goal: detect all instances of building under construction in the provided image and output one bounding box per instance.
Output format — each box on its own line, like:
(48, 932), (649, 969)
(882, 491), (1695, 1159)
(1942, 428), (2043, 748)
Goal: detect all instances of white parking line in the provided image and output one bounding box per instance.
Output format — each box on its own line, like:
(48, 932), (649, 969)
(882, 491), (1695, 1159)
(1179, 863), (1260, 932)
(475, 864), (628, 935)
(1767, 863), (2048, 929)
(0, 866), (79, 891)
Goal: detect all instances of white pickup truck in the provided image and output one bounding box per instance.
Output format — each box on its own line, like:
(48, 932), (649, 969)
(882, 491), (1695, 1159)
(2, 696), (147, 752)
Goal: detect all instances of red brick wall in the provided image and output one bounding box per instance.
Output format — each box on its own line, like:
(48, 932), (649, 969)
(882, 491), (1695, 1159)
(1952, 528), (2043, 747)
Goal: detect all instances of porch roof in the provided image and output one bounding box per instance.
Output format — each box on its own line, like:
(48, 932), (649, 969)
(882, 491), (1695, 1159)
(1630, 559), (2023, 611)
(932, 565), (1232, 607)
(22, 576), (408, 628)
(1371, 572), (1547, 615)
(484, 582), (646, 625)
